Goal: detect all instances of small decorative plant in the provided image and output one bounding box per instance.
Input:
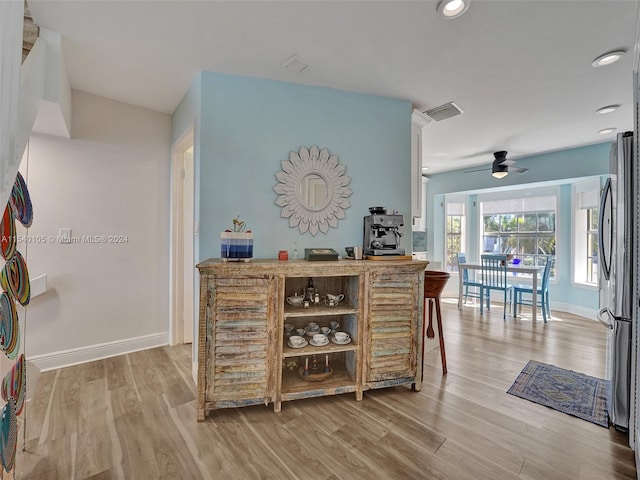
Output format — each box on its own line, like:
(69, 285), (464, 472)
(220, 216), (253, 261)
(224, 215), (251, 233)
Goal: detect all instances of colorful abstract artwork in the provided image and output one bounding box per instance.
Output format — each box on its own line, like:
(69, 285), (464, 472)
(0, 251), (30, 306)
(0, 169), (34, 475)
(9, 172), (32, 229)
(0, 206), (15, 262)
(0, 294), (19, 361)
(0, 398), (16, 472)
(1, 355), (24, 417)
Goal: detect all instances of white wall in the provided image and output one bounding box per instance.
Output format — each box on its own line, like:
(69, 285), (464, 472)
(21, 91), (171, 370)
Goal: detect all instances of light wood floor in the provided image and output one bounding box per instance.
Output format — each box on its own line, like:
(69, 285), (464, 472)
(15, 300), (638, 479)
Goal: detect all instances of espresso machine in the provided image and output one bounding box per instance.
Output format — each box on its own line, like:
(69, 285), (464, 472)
(363, 207), (405, 256)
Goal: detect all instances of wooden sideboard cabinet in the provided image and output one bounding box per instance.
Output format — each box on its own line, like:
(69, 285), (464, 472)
(196, 258), (427, 421)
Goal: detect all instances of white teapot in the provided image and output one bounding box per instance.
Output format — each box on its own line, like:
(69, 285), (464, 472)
(286, 294), (304, 307)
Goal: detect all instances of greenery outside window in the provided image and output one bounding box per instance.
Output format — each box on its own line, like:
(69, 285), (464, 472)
(445, 200), (465, 272)
(480, 194), (557, 277)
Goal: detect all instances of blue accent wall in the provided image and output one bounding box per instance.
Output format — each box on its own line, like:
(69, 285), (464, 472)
(174, 71), (412, 261)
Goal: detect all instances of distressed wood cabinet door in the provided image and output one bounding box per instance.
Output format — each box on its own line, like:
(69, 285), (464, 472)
(203, 275), (277, 415)
(366, 269), (420, 385)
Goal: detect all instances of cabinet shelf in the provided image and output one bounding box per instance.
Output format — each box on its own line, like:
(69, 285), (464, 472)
(283, 340), (357, 358)
(283, 303), (358, 318)
(281, 363), (356, 399)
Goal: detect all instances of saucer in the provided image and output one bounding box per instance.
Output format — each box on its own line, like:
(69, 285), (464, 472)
(331, 336), (351, 345)
(309, 338), (329, 347)
(288, 339), (308, 349)
(305, 330), (321, 336)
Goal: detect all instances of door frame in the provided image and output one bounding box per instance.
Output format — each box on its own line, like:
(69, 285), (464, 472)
(169, 124), (196, 355)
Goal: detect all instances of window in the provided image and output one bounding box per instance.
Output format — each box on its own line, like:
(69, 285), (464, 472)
(587, 208), (599, 284)
(445, 199), (465, 272)
(573, 179), (600, 286)
(480, 194), (557, 275)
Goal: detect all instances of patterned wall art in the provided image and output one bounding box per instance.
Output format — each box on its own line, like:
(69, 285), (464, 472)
(0, 398), (16, 473)
(0, 293), (19, 361)
(9, 172), (32, 228)
(0, 355), (23, 417)
(0, 168), (34, 475)
(0, 251), (30, 307)
(0, 206), (15, 261)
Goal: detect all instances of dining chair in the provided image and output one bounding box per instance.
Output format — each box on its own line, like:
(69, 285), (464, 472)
(457, 252), (482, 304)
(512, 259), (552, 323)
(480, 254), (512, 319)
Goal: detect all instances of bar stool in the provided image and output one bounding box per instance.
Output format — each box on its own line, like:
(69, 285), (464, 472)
(423, 271), (450, 375)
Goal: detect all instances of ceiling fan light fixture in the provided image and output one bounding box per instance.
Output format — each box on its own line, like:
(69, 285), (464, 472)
(492, 170), (508, 179)
(592, 50), (626, 67)
(437, 0), (470, 19)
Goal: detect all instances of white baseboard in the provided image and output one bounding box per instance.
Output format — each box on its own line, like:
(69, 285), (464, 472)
(551, 301), (597, 321)
(27, 332), (169, 372)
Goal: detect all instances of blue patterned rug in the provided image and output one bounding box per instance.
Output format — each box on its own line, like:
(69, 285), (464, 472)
(507, 360), (609, 428)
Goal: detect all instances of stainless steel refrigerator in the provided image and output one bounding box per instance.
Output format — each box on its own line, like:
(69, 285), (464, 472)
(598, 131), (634, 434)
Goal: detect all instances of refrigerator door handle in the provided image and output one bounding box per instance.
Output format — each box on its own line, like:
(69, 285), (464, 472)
(597, 307), (614, 329)
(598, 177), (612, 281)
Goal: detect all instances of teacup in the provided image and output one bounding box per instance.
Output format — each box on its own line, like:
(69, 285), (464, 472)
(296, 328), (306, 337)
(307, 322), (319, 332)
(287, 295), (304, 307)
(329, 321), (339, 331)
(320, 326), (331, 336)
(289, 335), (305, 347)
(326, 293), (344, 305)
(284, 324), (294, 335)
(334, 332), (350, 343)
(312, 334), (326, 344)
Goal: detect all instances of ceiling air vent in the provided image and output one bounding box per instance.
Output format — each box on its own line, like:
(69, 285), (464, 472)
(283, 55), (309, 74)
(423, 102), (464, 121)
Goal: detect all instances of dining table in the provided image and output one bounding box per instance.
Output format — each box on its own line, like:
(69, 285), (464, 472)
(457, 262), (546, 323)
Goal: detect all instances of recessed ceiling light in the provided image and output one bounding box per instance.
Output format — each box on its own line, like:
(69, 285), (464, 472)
(598, 127), (617, 135)
(596, 105), (620, 114)
(437, 0), (470, 19)
(592, 50), (626, 67)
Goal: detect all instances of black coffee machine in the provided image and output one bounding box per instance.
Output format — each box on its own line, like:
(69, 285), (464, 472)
(363, 207), (405, 256)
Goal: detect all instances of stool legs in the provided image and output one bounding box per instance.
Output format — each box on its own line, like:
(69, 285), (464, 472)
(433, 297), (447, 375)
(424, 296), (447, 375)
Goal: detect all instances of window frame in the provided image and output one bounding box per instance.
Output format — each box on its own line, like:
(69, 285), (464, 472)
(571, 178), (601, 289)
(444, 197), (466, 273)
(477, 187), (559, 280)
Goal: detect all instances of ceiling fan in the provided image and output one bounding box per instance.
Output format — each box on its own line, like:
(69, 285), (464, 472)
(464, 151), (528, 178)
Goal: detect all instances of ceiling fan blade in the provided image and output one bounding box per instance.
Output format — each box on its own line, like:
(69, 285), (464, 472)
(464, 167), (491, 173)
(507, 166), (528, 173)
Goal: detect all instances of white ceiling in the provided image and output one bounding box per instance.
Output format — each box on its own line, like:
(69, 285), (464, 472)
(28, 0), (640, 174)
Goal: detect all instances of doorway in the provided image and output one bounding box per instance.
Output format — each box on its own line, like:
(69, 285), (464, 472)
(170, 125), (196, 374)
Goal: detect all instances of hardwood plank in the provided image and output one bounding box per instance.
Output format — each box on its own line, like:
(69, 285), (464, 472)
(75, 379), (112, 479)
(103, 355), (134, 391)
(24, 368), (57, 444)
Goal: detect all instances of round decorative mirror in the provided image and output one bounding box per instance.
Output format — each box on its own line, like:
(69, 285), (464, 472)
(274, 145), (352, 236)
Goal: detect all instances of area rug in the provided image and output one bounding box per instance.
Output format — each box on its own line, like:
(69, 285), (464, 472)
(507, 360), (609, 427)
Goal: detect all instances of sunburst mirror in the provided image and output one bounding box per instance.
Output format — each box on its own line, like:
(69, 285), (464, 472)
(273, 145), (352, 236)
